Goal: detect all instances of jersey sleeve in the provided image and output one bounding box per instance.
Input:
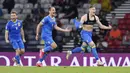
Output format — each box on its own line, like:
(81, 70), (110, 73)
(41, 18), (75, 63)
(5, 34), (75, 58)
(40, 17), (48, 25)
(5, 22), (10, 31)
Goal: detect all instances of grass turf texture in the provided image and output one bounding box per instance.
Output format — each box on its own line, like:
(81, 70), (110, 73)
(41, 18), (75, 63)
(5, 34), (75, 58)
(0, 66), (129, 73)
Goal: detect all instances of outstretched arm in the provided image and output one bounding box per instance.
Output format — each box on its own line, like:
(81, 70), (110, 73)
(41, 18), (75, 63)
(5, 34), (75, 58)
(54, 25), (71, 32)
(96, 16), (112, 30)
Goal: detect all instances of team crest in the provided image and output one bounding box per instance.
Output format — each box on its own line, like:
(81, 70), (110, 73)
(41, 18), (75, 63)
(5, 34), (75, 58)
(18, 22), (20, 26)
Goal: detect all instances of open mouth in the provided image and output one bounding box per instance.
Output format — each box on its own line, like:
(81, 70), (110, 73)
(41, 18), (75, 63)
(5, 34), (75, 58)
(53, 12), (56, 14)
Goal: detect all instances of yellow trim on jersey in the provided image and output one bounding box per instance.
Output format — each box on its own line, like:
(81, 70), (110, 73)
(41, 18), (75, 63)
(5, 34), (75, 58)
(12, 19), (17, 23)
(5, 30), (8, 32)
(91, 45), (96, 48)
(40, 40), (45, 44)
(21, 27), (23, 30)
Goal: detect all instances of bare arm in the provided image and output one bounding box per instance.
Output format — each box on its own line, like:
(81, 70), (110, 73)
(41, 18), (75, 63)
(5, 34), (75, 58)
(96, 16), (112, 29)
(21, 28), (25, 39)
(36, 22), (43, 40)
(54, 25), (71, 32)
(21, 28), (26, 42)
(5, 30), (9, 43)
(79, 14), (86, 28)
(63, 11), (74, 18)
(36, 22), (43, 36)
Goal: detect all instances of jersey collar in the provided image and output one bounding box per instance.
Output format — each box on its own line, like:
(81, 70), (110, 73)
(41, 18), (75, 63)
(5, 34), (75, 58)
(48, 15), (54, 19)
(11, 19), (17, 23)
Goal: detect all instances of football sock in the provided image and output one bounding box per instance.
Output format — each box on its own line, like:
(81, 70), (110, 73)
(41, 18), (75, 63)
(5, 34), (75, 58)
(15, 55), (20, 64)
(91, 48), (99, 60)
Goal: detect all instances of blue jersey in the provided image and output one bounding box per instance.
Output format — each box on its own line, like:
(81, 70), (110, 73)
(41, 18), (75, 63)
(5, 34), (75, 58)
(40, 15), (57, 37)
(5, 19), (22, 40)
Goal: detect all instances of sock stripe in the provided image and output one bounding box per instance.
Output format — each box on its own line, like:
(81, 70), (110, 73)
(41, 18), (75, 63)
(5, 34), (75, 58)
(91, 45), (96, 49)
(81, 47), (85, 51)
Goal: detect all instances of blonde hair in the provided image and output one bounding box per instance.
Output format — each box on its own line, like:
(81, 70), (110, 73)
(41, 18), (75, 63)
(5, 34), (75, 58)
(89, 5), (95, 9)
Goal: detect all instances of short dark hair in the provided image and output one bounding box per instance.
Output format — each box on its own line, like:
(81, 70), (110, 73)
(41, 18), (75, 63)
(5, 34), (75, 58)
(11, 11), (17, 15)
(48, 6), (55, 11)
(89, 5), (95, 9)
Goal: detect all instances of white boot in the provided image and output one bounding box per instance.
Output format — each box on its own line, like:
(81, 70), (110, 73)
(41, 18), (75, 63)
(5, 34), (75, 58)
(66, 51), (72, 60)
(96, 59), (104, 66)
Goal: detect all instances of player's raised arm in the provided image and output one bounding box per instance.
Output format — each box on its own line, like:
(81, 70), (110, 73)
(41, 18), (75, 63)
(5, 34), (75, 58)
(54, 24), (71, 32)
(96, 16), (112, 29)
(21, 27), (26, 42)
(80, 14), (86, 28)
(73, 14), (86, 29)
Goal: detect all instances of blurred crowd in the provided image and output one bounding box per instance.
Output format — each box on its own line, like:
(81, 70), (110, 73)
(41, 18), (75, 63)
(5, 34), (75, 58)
(0, 0), (129, 52)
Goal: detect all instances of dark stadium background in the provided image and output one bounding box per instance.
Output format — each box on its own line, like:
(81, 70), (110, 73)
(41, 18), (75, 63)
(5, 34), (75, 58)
(0, 0), (129, 53)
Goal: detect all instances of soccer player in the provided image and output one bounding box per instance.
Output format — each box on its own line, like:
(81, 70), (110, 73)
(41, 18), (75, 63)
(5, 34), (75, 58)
(5, 11), (26, 66)
(35, 7), (71, 67)
(66, 5), (112, 66)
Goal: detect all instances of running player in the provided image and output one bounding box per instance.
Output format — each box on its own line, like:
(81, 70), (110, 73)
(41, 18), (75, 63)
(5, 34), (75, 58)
(35, 7), (71, 67)
(66, 5), (112, 66)
(5, 11), (26, 66)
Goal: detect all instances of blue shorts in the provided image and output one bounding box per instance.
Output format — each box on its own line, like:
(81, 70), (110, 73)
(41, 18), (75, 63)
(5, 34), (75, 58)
(80, 30), (92, 43)
(42, 35), (54, 47)
(10, 39), (25, 50)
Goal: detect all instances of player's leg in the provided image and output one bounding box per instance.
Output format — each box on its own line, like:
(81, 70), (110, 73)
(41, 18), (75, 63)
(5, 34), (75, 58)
(44, 42), (57, 52)
(11, 40), (21, 66)
(66, 42), (87, 59)
(36, 42), (57, 67)
(18, 39), (25, 56)
(36, 38), (47, 66)
(39, 48), (44, 58)
(88, 41), (104, 66)
(39, 40), (45, 58)
(66, 30), (89, 59)
(36, 37), (57, 67)
(13, 49), (21, 66)
(81, 31), (104, 66)
(20, 49), (25, 55)
(37, 42), (57, 62)
(70, 42), (91, 53)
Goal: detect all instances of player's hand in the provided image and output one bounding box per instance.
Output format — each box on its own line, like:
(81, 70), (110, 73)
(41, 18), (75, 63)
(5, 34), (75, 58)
(23, 38), (26, 43)
(35, 35), (39, 41)
(108, 25), (112, 29)
(5, 39), (9, 43)
(64, 27), (72, 32)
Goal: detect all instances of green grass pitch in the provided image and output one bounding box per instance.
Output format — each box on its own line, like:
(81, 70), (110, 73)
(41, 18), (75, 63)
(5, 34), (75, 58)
(0, 66), (129, 73)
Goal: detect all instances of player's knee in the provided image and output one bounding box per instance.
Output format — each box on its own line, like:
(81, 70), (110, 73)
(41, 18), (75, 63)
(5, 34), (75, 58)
(51, 43), (57, 49)
(90, 44), (96, 49)
(52, 44), (57, 49)
(20, 49), (25, 54)
(89, 42), (96, 49)
(15, 49), (21, 55)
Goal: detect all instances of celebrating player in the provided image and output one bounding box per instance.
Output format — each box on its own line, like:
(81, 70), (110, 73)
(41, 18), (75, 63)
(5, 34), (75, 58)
(5, 11), (26, 66)
(66, 5), (112, 66)
(36, 7), (71, 67)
